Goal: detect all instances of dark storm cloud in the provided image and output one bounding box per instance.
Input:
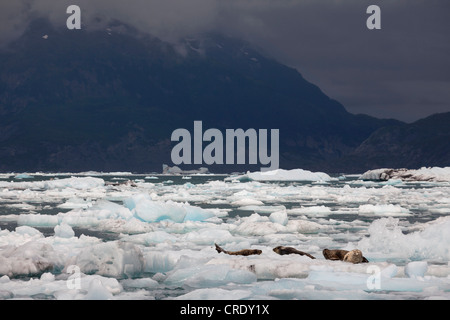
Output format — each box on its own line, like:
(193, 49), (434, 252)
(1, 0), (449, 122)
(215, 0), (450, 122)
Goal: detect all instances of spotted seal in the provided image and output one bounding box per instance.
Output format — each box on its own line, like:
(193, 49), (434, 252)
(215, 244), (262, 256)
(273, 246), (316, 259)
(322, 249), (368, 264)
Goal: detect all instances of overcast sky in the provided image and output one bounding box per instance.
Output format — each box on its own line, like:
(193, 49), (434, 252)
(1, 0), (449, 122)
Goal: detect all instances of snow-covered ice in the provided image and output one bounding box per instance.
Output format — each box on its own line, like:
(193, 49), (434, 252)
(0, 170), (449, 300)
(228, 168), (332, 182)
(360, 167), (450, 182)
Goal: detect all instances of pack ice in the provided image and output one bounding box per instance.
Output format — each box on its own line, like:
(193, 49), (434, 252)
(0, 169), (449, 300)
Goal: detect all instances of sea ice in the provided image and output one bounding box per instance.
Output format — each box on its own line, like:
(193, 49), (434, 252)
(231, 198), (264, 206)
(229, 168), (332, 182)
(269, 210), (288, 226)
(164, 264), (257, 288)
(358, 204), (411, 216)
(360, 167), (450, 182)
(54, 223), (75, 238)
(124, 194), (214, 223)
(68, 241), (144, 278)
(287, 206), (332, 216)
(121, 277), (158, 289)
(173, 288), (253, 300)
(84, 278), (114, 300)
(0, 241), (59, 277)
(0, 169), (449, 300)
(358, 216), (450, 261)
(405, 261), (428, 278)
(14, 173), (34, 180)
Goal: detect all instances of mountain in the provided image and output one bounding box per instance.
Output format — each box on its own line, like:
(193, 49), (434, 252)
(346, 112), (450, 170)
(1, 18), (442, 174)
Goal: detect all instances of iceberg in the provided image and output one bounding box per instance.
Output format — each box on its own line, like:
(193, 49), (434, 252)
(269, 210), (289, 226)
(164, 264), (257, 288)
(54, 223), (75, 238)
(84, 278), (114, 300)
(0, 170), (449, 300)
(68, 241), (144, 278)
(227, 168), (331, 182)
(358, 204), (411, 217)
(162, 164), (209, 175)
(0, 241), (59, 277)
(405, 261), (428, 278)
(0, 176), (105, 190)
(358, 216), (450, 261)
(360, 167), (450, 182)
(287, 206), (332, 216)
(124, 194), (215, 223)
(14, 173), (34, 180)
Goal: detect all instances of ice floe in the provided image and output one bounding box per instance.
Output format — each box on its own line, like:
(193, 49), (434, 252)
(227, 168), (332, 182)
(0, 169), (449, 300)
(360, 167), (450, 182)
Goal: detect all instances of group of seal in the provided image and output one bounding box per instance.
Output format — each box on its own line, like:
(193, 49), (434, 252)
(215, 244), (368, 264)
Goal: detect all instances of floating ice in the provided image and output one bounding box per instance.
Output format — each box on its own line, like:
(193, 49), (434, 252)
(0, 176), (105, 190)
(182, 228), (236, 245)
(15, 226), (43, 237)
(162, 164), (209, 175)
(121, 230), (178, 245)
(0, 170), (449, 300)
(234, 213), (321, 236)
(358, 216), (450, 261)
(358, 204), (411, 216)
(269, 210), (288, 226)
(164, 264), (257, 288)
(173, 288), (253, 300)
(0, 241), (59, 277)
(121, 277), (158, 289)
(58, 198), (93, 209)
(68, 241), (144, 278)
(124, 194), (214, 223)
(231, 198), (264, 206)
(84, 278), (114, 300)
(405, 261), (428, 278)
(288, 206), (332, 216)
(360, 167), (450, 182)
(14, 173), (34, 180)
(228, 168), (331, 182)
(238, 205), (286, 214)
(54, 223), (75, 238)
(17, 214), (59, 227)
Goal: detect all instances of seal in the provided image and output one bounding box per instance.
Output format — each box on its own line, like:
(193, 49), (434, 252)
(323, 248), (368, 263)
(215, 243), (262, 256)
(273, 246), (315, 259)
(343, 249), (367, 264)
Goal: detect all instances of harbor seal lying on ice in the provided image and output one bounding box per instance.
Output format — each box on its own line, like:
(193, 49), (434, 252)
(215, 244), (262, 256)
(273, 246), (315, 259)
(323, 249), (368, 264)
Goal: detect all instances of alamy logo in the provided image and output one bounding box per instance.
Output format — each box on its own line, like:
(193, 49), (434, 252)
(171, 121), (279, 171)
(66, 5), (81, 30)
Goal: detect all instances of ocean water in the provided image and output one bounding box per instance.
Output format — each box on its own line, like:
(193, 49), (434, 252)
(0, 172), (449, 300)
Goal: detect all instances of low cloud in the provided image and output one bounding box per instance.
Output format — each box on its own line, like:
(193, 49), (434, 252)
(0, 0), (449, 122)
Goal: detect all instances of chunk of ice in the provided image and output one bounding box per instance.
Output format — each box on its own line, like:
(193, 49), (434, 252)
(405, 261), (428, 278)
(124, 194), (214, 223)
(54, 223), (75, 238)
(230, 168), (331, 182)
(269, 210), (288, 226)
